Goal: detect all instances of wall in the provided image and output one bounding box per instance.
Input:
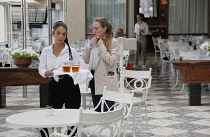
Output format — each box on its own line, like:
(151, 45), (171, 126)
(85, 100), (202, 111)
(66, 0), (86, 44)
(128, 0), (135, 38)
(0, 5), (5, 42)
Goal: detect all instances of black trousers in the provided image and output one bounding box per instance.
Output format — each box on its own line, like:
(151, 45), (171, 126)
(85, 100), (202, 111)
(48, 77), (81, 109)
(90, 70), (114, 112)
(40, 77), (80, 137)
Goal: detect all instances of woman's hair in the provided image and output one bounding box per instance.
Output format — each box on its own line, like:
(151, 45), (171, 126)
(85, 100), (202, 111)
(94, 17), (113, 53)
(53, 21), (72, 60)
(53, 21), (68, 32)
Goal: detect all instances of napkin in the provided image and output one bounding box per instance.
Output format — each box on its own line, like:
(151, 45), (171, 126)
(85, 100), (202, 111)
(53, 68), (93, 85)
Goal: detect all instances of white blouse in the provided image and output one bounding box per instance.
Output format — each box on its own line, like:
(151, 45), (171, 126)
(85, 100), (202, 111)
(38, 43), (79, 78)
(84, 43), (98, 70)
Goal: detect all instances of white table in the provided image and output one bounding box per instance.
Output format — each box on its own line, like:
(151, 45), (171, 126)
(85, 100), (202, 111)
(6, 109), (80, 136)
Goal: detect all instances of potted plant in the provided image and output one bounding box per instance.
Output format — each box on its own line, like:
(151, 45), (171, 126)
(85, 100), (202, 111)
(200, 42), (210, 56)
(5, 48), (39, 68)
(45, 105), (54, 116)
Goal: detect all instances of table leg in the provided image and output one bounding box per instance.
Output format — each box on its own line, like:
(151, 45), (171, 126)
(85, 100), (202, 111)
(188, 83), (201, 106)
(23, 86), (27, 98)
(36, 127), (59, 137)
(0, 86), (6, 108)
(81, 94), (86, 109)
(36, 128), (49, 137)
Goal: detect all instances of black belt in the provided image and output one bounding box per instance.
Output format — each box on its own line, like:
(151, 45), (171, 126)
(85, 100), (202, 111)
(50, 75), (69, 81)
(91, 70), (95, 75)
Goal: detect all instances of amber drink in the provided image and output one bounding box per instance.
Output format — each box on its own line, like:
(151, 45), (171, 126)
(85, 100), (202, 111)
(72, 65), (79, 73)
(62, 65), (71, 72)
(62, 61), (71, 72)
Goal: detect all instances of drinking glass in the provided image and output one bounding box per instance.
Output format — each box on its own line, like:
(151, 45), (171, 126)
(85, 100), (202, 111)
(72, 61), (80, 73)
(62, 60), (71, 72)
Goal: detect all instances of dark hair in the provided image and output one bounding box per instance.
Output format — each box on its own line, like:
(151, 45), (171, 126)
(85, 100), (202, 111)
(53, 21), (68, 32)
(137, 13), (145, 21)
(53, 21), (73, 60)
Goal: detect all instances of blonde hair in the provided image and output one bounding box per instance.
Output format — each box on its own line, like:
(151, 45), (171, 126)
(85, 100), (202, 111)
(94, 17), (113, 53)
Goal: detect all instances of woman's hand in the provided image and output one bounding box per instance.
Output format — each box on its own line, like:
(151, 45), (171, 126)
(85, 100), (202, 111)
(45, 69), (56, 77)
(97, 38), (103, 46)
(89, 37), (100, 46)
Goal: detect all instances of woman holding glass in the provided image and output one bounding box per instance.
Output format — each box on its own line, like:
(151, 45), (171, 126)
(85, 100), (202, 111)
(39, 21), (80, 136)
(39, 21), (81, 109)
(83, 17), (119, 112)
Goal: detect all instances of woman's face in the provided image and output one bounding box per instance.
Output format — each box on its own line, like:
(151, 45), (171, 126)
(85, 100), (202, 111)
(93, 21), (107, 38)
(53, 26), (67, 44)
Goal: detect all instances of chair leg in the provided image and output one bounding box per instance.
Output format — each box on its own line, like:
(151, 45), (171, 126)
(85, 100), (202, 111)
(169, 63), (174, 81)
(172, 71), (179, 88)
(159, 61), (165, 77)
(179, 83), (185, 93)
(153, 52), (157, 64)
(169, 72), (174, 81)
(131, 107), (137, 137)
(158, 54), (162, 67)
(144, 104), (152, 134)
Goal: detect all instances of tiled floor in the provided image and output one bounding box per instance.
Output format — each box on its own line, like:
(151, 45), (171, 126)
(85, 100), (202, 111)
(1, 53), (210, 137)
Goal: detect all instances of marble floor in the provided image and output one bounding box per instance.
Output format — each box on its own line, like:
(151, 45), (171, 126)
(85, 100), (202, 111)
(1, 53), (210, 137)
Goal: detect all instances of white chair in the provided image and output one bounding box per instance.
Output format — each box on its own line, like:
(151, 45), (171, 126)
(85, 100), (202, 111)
(116, 37), (125, 45)
(120, 67), (152, 135)
(123, 38), (137, 51)
(58, 86), (134, 137)
(93, 86), (134, 137)
(116, 38), (132, 78)
(122, 50), (130, 68)
(117, 49), (130, 77)
(167, 41), (185, 81)
(152, 36), (160, 64)
(79, 84), (92, 109)
(158, 40), (170, 77)
(116, 43), (124, 76)
(0, 52), (12, 67)
(50, 106), (125, 137)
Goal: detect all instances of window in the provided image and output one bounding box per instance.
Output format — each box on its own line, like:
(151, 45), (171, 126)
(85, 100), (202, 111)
(139, 0), (158, 18)
(169, 0), (208, 34)
(86, 0), (126, 37)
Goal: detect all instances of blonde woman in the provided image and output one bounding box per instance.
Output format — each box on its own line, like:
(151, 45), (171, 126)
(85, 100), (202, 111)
(83, 17), (119, 112)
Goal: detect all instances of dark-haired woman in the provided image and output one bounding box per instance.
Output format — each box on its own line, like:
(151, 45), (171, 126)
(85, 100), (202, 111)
(39, 21), (81, 109)
(39, 21), (80, 136)
(83, 17), (119, 112)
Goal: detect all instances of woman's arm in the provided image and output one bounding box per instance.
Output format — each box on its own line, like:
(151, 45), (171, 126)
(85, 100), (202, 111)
(98, 39), (119, 66)
(38, 48), (54, 77)
(83, 38), (98, 64)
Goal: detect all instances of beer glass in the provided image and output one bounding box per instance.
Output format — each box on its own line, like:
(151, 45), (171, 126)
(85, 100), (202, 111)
(62, 60), (71, 72)
(72, 61), (80, 73)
